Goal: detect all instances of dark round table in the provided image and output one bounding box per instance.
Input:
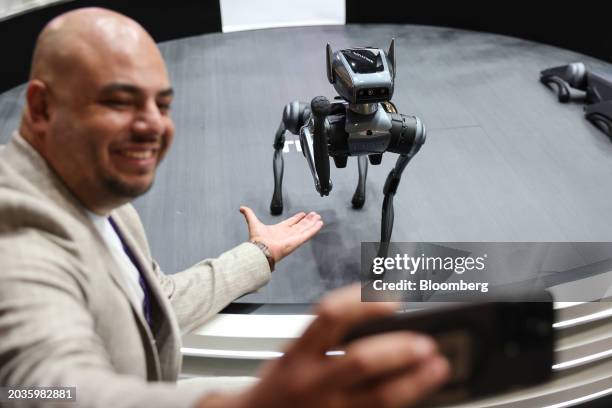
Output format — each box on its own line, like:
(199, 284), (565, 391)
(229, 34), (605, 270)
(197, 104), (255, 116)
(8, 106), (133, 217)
(2, 24), (612, 305)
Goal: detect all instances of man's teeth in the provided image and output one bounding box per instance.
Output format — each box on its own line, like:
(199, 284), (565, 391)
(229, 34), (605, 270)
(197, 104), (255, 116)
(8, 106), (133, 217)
(121, 150), (154, 159)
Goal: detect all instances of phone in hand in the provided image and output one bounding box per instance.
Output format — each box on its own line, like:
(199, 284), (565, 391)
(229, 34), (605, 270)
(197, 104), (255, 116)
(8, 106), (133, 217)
(343, 301), (555, 401)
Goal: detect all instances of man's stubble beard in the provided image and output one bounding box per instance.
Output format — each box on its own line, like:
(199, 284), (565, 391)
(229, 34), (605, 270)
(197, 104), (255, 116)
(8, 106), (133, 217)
(99, 144), (162, 200)
(102, 172), (155, 199)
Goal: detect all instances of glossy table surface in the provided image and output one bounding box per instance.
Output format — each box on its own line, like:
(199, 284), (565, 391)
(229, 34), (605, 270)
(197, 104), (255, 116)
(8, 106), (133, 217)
(2, 24), (612, 305)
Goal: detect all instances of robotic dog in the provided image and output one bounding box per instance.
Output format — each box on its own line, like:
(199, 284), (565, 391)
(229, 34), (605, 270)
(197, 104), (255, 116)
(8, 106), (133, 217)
(270, 40), (425, 257)
(541, 62), (612, 137)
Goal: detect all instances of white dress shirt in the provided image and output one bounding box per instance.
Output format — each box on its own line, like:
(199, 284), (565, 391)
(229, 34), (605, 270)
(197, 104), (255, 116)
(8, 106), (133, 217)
(87, 211), (145, 312)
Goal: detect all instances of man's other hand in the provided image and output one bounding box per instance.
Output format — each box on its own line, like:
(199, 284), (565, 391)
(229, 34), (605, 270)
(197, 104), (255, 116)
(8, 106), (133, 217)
(239, 206), (323, 264)
(197, 285), (449, 408)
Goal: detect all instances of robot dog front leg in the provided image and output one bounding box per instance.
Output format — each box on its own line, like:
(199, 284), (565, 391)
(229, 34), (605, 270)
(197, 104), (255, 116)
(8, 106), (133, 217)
(377, 124), (426, 259)
(377, 154), (412, 259)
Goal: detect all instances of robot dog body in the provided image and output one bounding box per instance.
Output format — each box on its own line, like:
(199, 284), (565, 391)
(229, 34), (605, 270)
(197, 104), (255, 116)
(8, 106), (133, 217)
(270, 40), (425, 256)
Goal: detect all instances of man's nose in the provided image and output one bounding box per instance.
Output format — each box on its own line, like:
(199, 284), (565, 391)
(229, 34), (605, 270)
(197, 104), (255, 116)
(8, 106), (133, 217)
(132, 100), (165, 137)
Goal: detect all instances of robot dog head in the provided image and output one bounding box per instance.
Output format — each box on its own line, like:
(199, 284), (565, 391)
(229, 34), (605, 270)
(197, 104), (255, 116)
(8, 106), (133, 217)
(326, 39), (395, 105)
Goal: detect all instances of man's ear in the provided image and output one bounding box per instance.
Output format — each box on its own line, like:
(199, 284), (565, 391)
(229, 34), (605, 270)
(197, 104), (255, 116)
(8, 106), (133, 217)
(26, 79), (51, 132)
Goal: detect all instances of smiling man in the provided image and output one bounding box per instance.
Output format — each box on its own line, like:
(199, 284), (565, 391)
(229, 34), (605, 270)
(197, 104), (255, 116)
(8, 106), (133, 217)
(24, 8), (177, 213)
(0, 7), (448, 408)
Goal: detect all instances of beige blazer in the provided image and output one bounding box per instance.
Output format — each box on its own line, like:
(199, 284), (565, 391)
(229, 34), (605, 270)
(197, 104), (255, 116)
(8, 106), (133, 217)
(0, 133), (271, 407)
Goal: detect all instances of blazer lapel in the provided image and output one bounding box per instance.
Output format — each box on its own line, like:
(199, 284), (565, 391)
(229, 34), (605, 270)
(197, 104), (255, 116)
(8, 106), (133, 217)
(81, 217), (163, 381)
(108, 214), (183, 381)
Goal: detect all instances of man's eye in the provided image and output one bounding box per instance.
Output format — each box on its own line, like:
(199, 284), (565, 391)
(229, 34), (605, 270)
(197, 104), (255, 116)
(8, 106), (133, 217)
(104, 99), (132, 107)
(157, 103), (172, 113)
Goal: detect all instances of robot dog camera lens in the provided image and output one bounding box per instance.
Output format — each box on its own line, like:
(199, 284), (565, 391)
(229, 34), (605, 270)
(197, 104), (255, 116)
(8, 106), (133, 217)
(368, 89), (374, 96)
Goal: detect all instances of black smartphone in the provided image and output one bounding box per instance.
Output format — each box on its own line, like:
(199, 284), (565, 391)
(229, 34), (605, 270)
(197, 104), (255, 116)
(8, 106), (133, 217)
(343, 302), (555, 401)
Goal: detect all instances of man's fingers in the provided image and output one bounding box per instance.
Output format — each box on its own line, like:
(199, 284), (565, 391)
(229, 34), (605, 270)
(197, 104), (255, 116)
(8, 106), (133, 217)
(280, 212), (307, 227)
(296, 219), (323, 245)
(293, 212), (322, 232)
(321, 332), (438, 388)
(281, 215), (323, 251)
(293, 216), (323, 237)
(281, 220), (323, 256)
(297, 211), (320, 221)
(302, 219), (324, 239)
(349, 355), (450, 408)
(275, 220), (323, 262)
(287, 285), (398, 355)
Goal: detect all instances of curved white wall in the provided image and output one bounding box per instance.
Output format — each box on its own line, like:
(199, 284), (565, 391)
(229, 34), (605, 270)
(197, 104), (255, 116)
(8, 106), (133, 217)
(220, 0), (345, 32)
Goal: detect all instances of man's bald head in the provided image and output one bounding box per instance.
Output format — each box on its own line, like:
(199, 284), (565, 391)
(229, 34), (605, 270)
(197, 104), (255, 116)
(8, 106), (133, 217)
(21, 7), (175, 215)
(30, 8), (164, 86)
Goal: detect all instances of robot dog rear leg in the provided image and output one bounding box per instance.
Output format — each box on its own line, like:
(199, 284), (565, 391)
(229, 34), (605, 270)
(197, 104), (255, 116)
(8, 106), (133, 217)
(270, 101), (311, 215)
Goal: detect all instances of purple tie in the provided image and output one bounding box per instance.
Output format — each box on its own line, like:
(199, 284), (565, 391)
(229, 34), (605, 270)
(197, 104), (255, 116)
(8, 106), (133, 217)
(108, 218), (153, 328)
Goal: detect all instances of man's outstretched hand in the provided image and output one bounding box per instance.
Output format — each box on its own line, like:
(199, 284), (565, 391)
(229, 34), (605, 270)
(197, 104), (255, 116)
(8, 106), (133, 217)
(239, 206), (323, 264)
